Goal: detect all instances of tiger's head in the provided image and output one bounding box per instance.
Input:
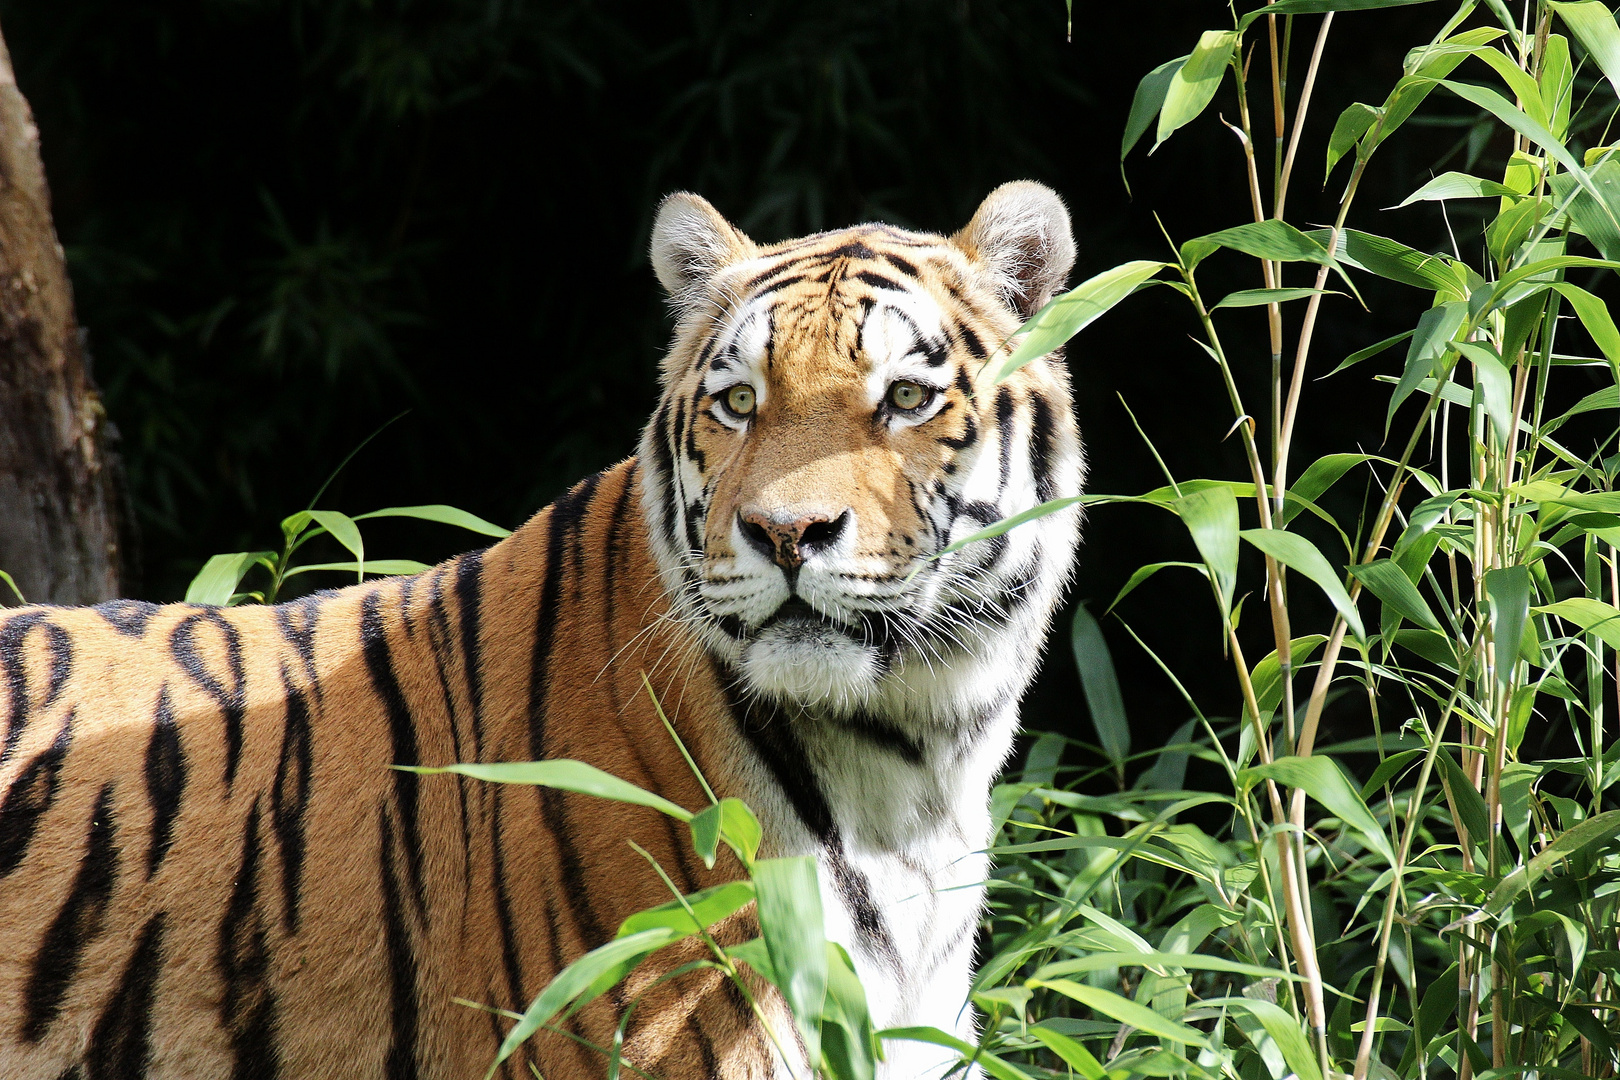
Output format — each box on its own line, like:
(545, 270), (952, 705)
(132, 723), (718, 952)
(640, 183), (1084, 724)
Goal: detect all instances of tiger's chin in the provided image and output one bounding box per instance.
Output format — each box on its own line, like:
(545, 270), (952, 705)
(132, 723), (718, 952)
(737, 621), (883, 708)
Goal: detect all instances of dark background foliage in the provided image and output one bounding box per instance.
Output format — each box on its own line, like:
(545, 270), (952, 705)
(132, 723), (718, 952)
(6, 0), (1604, 751)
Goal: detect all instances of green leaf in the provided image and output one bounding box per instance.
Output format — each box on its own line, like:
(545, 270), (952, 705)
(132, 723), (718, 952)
(185, 551), (276, 605)
(1212, 287), (1338, 309)
(403, 760), (694, 821)
(1388, 301), (1467, 431)
(485, 928), (679, 1079)
(616, 881), (755, 938)
(1240, 528), (1366, 641)
(1176, 486), (1239, 617)
(1029, 1026), (1107, 1080)
(1202, 997), (1324, 1080)
(0, 568), (24, 605)
(1548, 282), (1620, 380)
(879, 1027), (1038, 1080)
(1485, 566), (1532, 691)
(307, 509), (365, 583)
(1239, 756), (1394, 864)
(353, 503), (512, 537)
(1543, 33), (1575, 138)
(821, 943), (878, 1080)
(718, 797), (761, 867)
(1395, 170), (1518, 207)
(1280, 452), (1368, 526)
(1348, 559), (1443, 633)
(995, 261), (1167, 382)
(1071, 604), (1130, 767)
(1537, 597), (1620, 648)
(1327, 329), (1415, 376)
(917, 495), (1084, 570)
(1107, 560), (1208, 612)
(1251, 635), (1328, 716)
(1313, 228), (1465, 296)
(1436, 78), (1620, 235)
(1155, 30), (1237, 150)
(1028, 979), (1210, 1048)
(1183, 219), (1336, 272)
(1487, 809), (1620, 913)
(1236, 0), (1442, 30)
(689, 802), (723, 868)
(754, 856), (828, 1065)
(1035, 950), (1301, 982)
(282, 560), (431, 579)
(1454, 341), (1515, 445)
(1551, 1), (1620, 100)
(1549, 158), (1620, 261)
(1326, 102), (1381, 179)
(1122, 56), (1188, 160)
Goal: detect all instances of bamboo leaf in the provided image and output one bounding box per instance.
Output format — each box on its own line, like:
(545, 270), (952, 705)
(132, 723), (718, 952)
(995, 261), (1167, 382)
(1202, 997), (1324, 1080)
(1240, 528), (1366, 641)
(307, 509), (365, 583)
(1454, 341), (1514, 445)
(1487, 809), (1620, 913)
(353, 503), (512, 537)
(185, 551), (276, 605)
(1551, 1), (1620, 99)
(1028, 1026), (1108, 1080)
(1122, 56), (1188, 160)
(1395, 171), (1518, 207)
(754, 856), (828, 1065)
(616, 881), (755, 938)
(879, 1028), (1037, 1080)
(1155, 31), (1238, 150)
(1485, 566), (1532, 691)
(1176, 486), (1240, 618)
(1184, 219), (1336, 272)
(485, 929), (680, 1078)
(1212, 287), (1338, 309)
(1029, 979), (1210, 1047)
(1348, 558), (1443, 633)
(1238, 755), (1396, 864)
(1071, 604), (1130, 767)
(1326, 102), (1381, 179)
(1537, 597), (1620, 648)
(1388, 301), (1467, 431)
(403, 760), (694, 821)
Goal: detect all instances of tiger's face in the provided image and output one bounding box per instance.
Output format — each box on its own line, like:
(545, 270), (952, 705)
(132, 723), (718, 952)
(641, 183), (1083, 719)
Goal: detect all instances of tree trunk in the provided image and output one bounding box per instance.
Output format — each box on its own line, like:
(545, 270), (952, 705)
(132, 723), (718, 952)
(0, 19), (123, 607)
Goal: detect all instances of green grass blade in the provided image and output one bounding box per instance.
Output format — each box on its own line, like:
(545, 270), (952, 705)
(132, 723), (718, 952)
(993, 261), (1166, 382)
(1071, 604), (1130, 768)
(353, 503), (512, 538)
(402, 760), (694, 821)
(754, 856), (828, 1066)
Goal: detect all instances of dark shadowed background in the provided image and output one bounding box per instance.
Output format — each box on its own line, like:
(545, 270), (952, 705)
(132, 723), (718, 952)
(6, 0), (1606, 756)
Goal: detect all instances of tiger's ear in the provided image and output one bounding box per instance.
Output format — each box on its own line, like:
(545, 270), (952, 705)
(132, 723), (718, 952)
(953, 181), (1075, 318)
(650, 193), (754, 311)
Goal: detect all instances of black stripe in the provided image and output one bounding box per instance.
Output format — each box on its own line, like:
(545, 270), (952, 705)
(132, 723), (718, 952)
(836, 710), (925, 764)
(853, 269), (904, 292)
(361, 590), (428, 918)
(270, 670), (312, 933)
(883, 251), (921, 277)
(722, 681), (833, 839)
(378, 810), (420, 1080)
(94, 599), (158, 637)
(144, 688), (186, 880)
(825, 845), (900, 970)
(274, 599), (321, 693)
(1029, 392), (1059, 502)
(421, 567), (475, 900)
(85, 913), (166, 1079)
(0, 711), (72, 877)
(528, 473), (612, 949)
(453, 550), (486, 757)
(170, 611), (246, 788)
(218, 801), (278, 1080)
(994, 388), (1016, 492)
(23, 783), (120, 1042)
(938, 411), (979, 451)
(600, 467), (635, 631)
(1, 614), (72, 767)
(687, 1013), (720, 1077)
(487, 788), (527, 1020)
(956, 322), (987, 360)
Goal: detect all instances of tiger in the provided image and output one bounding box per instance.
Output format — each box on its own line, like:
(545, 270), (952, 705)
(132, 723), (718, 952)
(0, 180), (1083, 1080)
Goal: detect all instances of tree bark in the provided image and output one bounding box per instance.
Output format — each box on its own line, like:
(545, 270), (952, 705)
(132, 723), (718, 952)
(0, 18), (122, 607)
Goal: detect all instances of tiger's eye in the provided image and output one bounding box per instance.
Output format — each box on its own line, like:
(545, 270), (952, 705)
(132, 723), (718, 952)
(724, 384), (756, 417)
(887, 380), (930, 411)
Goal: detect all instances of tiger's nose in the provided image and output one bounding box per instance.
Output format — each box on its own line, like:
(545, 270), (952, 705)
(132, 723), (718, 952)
(738, 508), (851, 571)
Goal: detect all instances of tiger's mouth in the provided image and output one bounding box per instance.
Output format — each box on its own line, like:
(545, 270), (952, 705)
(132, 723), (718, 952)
(758, 596), (850, 632)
